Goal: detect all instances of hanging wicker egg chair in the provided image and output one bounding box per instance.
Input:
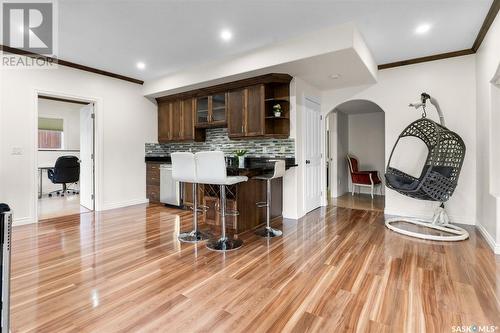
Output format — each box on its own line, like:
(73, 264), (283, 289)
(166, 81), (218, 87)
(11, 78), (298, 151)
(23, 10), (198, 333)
(384, 93), (469, 241)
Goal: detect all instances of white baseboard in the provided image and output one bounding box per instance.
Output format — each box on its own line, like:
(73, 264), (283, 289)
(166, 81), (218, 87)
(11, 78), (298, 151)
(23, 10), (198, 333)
(13, 216), (36, 226)
(384, 207), (475, 225)
(476, 223), (500, 254)
(13, 199), (149, 226)
(283, 208), (306, 220)
(100, 198), (149, 211)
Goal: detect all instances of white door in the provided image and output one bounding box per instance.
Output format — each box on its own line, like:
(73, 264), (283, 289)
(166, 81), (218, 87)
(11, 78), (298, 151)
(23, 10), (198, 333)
(304, 98), (322, 212)
(80, 103), (94, 210)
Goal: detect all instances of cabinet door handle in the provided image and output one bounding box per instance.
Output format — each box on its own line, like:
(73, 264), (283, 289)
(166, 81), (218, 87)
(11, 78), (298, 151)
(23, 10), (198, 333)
(241, 125), (244, 133)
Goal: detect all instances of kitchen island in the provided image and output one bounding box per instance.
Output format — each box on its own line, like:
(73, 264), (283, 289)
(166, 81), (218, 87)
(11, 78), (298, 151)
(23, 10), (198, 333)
(145, 156), (297, 233)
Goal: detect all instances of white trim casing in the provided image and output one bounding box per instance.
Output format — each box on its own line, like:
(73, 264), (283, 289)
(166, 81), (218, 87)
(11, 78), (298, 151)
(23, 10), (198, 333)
(33, 89), (103, 223)
(100, 198), (150, 211)
(12, 217), (36, 226)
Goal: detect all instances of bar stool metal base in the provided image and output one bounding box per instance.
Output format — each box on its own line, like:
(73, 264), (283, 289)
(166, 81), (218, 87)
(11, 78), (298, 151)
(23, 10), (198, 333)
(206, 237), (243, 252)
(178, 230), (210, 243)
(177, 230), (210, 243)
(255, 226), (282, 238)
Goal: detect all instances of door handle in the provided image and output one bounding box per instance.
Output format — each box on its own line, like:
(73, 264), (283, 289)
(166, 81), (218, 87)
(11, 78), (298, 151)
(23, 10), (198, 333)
(305, 160), (311, 164)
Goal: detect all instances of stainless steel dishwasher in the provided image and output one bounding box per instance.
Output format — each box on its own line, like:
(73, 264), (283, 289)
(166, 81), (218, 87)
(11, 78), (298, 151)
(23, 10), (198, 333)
(160, 164), (181, 206)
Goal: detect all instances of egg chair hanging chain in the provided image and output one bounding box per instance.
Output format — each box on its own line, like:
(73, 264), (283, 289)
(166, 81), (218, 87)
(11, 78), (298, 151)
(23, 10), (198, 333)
(408, 92), (445, 126)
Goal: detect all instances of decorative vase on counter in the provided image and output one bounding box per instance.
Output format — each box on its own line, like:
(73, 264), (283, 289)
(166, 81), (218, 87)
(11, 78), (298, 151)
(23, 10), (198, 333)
(238, 156), (245, 168)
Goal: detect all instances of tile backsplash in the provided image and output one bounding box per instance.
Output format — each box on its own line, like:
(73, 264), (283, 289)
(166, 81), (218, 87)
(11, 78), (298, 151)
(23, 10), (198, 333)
(146, 128), (295, 158)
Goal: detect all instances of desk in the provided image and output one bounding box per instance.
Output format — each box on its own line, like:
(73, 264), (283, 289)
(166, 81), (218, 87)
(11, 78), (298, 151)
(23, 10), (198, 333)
(38, 167), (53, 199)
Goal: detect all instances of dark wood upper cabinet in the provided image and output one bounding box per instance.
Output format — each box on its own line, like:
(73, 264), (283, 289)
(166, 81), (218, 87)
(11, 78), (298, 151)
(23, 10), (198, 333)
(195, 94), (227, 127)
(170, 100), (182, 141)
(156, 73), (292, 142)
(227, 90), (245, 137)
(158, 98), (195, 142)
(158, 101), (171, 143)
(182, 98), (194, 141)
(211, 93), (227, 124)
(227, 85), (265, 138)
(196, 96), (209, 125)
(245, 85), (265, 137)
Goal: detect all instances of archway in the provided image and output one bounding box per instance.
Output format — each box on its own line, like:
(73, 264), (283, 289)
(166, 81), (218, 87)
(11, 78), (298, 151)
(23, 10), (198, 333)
(323, 99), (385, 211)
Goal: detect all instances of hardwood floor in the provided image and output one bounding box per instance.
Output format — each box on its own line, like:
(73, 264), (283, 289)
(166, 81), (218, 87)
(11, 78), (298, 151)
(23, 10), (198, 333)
(331, 193), (385, 212)
(10, 203), (500, 332)
(38, 194), (91, 220)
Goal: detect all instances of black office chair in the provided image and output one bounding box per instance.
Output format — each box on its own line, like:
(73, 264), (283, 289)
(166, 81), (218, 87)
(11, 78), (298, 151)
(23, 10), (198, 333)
(47, 156), (80, 197)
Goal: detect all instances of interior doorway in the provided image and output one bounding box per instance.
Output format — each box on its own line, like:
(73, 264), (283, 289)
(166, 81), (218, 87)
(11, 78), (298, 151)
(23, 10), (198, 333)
(36, 95), (95, 220)
(304, 98), (322, 213)
(325, 100), (385, 211)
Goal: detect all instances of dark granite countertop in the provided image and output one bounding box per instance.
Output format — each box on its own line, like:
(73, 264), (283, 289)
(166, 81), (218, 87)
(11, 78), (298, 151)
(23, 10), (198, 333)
(145, 155), (297, 173)
(145, 155), (172, 163)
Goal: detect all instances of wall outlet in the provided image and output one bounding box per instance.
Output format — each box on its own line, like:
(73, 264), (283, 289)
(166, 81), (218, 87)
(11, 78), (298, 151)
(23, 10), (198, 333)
(280, 146), (286, 153)
(262, 147), (268, 153)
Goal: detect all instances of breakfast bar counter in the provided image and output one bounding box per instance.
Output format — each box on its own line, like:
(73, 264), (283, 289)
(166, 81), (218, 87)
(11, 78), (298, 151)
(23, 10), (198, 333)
(145, 156), (296, 233)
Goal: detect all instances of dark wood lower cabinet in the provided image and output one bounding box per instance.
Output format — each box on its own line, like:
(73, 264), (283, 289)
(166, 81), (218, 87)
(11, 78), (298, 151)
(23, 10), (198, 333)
(200, 178), (282, 233)
(146, 162), (161, 203)
(146, 185), (160, 203)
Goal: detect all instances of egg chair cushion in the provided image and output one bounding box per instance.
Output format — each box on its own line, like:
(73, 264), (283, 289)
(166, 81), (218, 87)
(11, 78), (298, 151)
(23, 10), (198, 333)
(427, 165), (454, 178)
(385, 165), (456, 194)
(385, 171), (420, 191)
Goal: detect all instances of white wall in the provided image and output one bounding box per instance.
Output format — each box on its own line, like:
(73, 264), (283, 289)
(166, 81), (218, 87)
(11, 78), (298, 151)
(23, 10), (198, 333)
(322, 55), (477, 225)
(0, 63), (157, 224)
(331, 111), (349, 197)
(347, 112), (385, 195)
(38, 98), (82, 150)
(475, 10), (500, 252)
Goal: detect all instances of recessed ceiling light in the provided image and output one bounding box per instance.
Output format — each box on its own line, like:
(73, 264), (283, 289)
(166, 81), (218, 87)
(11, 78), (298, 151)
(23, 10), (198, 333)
(415, 23), (432, 35)
(329, 74), (341, 80)
(136, 62), (146, 70)
(220, 29), (233, 42)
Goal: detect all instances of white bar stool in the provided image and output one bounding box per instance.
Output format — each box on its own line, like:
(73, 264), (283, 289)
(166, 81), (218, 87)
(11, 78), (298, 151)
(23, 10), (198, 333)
(195, 151), (248, 251)
(254, 160), (286, 238)
(171, 152), (209, 243)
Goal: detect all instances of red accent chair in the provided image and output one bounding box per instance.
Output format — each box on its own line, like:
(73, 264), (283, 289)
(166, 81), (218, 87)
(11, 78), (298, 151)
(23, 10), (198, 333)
(346, 154), (382, 198)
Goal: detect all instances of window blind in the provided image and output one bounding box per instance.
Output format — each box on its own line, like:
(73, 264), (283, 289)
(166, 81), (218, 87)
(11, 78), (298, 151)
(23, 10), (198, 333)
(38, 117), (63, 131)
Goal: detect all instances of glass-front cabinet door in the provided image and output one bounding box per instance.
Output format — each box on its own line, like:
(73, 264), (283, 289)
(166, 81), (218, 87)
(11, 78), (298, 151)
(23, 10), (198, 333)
(196, 96), (209, 125)
(211, 93), (226, 123)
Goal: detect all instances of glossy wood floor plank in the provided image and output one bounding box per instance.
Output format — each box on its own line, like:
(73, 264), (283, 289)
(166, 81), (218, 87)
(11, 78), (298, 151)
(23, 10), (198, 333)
(10, 203), (500, 333)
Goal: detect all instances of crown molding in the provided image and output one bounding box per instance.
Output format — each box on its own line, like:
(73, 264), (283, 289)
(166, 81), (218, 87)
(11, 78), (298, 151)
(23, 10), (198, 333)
(378, 0), (500, 70)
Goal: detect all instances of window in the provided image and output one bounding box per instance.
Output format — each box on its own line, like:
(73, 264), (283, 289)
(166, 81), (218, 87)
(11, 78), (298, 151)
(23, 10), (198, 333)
(38, 117), (64, 149)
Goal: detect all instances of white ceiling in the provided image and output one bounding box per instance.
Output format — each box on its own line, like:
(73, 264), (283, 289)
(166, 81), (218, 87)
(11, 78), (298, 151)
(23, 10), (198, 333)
(57, 0), (492, 81)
